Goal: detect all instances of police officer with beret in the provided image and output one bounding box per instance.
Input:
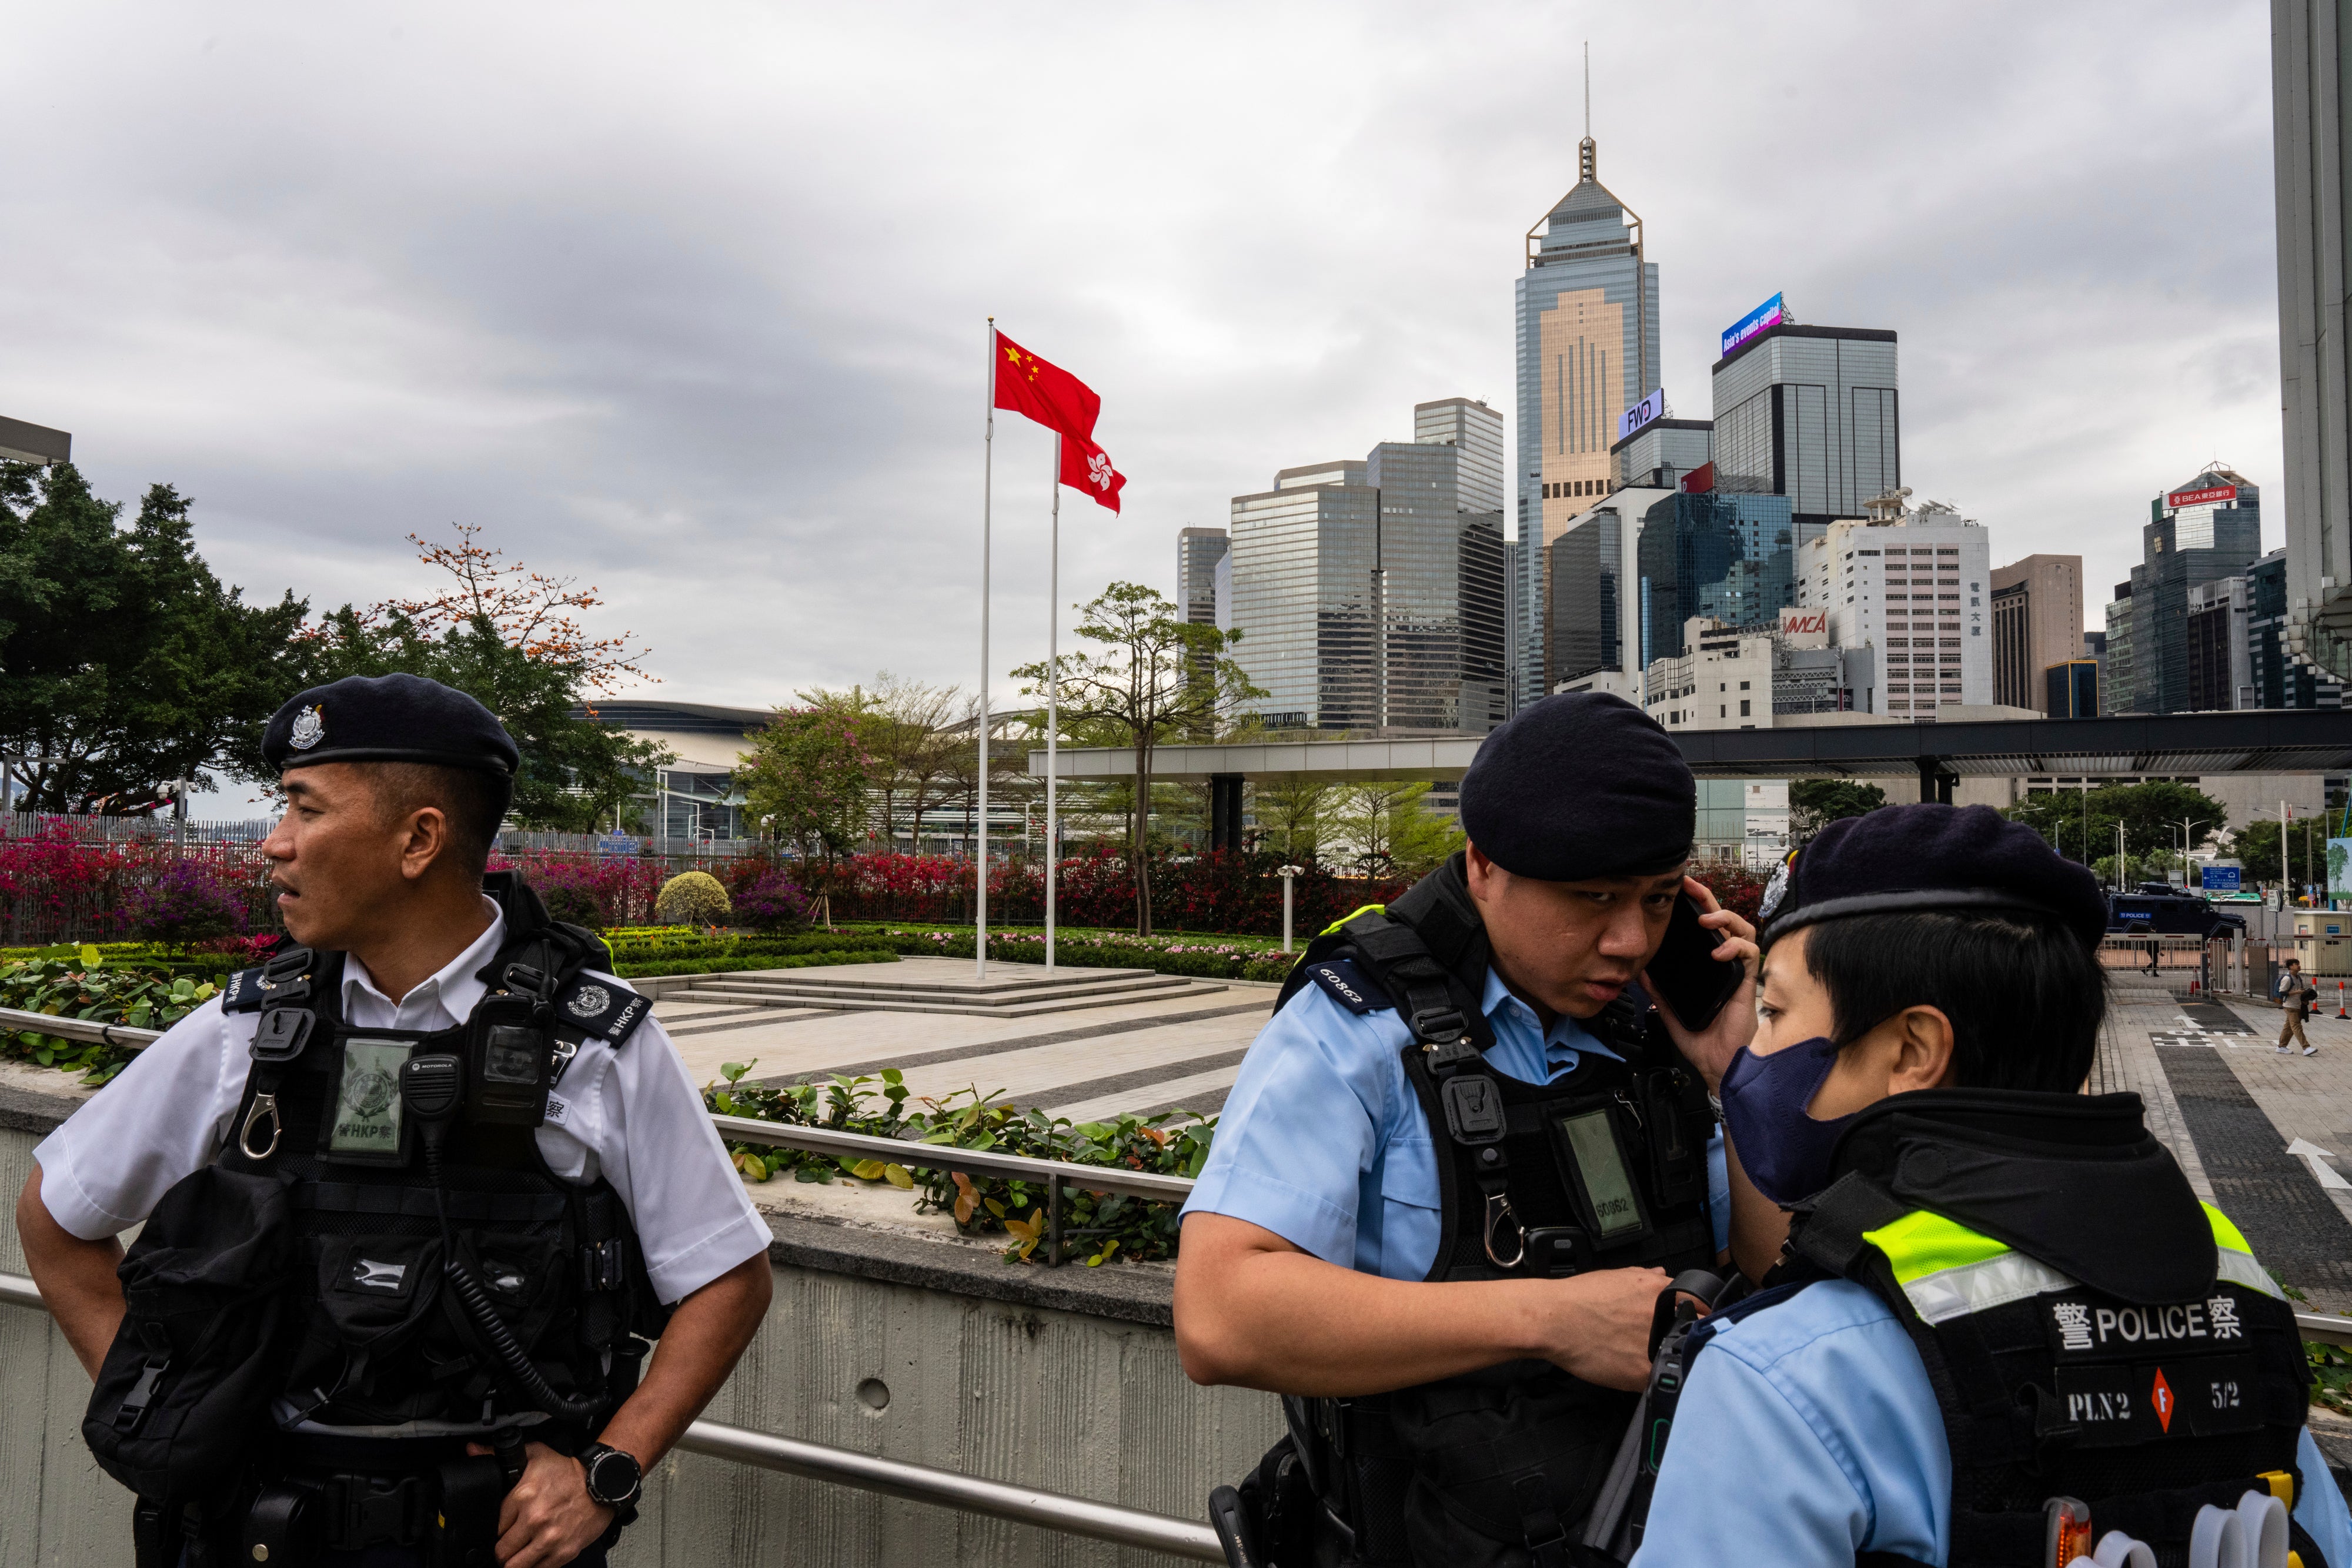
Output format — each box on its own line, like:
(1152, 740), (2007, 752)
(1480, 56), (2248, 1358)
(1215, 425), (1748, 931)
(1177, 692), (1759, 1568)
(1629, 803), (2352, 1568)
(15, 674), (777, 1567)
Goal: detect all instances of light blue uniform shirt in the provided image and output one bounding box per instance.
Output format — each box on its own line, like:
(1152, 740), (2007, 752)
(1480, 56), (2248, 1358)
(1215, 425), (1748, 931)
(1631, 1278), (2352, 1568)
(1183, 967), (1730, 1276)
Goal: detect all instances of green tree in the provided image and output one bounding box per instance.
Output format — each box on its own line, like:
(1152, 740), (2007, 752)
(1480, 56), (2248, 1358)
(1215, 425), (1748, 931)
(275, 526), (672, 830)
(1789, 780), (1886, 841)
(2229, 816), (2331, 900)
(1013, 582), (1264, 935)
(0, 463), (309, 812)
(1252, 776), (1336, 864)
(2004, 781), (2228, 874)
(735, 694), (877, 870)
(1331, 781), (1464, 878)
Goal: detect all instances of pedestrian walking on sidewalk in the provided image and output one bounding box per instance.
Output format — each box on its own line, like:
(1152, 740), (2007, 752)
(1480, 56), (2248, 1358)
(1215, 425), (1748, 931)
(2277, 955), (2318, 1055)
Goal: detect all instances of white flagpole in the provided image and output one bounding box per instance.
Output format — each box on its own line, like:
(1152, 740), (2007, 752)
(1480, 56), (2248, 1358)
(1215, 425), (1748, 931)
(1047, 434), (1061, 973)
(977, 319), (994, 982)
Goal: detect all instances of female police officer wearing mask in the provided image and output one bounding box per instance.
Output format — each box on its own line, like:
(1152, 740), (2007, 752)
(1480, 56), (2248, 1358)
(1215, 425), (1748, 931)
(15, 675), (777, 1568)
(1631, 804), (2352, 1568)
(1175, 693), (1759, 1567)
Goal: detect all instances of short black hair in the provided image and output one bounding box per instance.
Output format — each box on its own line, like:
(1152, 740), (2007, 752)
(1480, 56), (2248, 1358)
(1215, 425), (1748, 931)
(1799, 911), (2106, 1093)
(363, 761), (511, 878)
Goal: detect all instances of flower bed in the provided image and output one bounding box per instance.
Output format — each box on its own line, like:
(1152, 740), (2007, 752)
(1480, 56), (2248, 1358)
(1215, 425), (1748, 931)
(706, 1064), (1214, 1266)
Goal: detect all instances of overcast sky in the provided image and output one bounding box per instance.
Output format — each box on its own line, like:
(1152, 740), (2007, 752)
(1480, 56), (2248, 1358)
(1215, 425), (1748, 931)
(2, 1), (2283, 740)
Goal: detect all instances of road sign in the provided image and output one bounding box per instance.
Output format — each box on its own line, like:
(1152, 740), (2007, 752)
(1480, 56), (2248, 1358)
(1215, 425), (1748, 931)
(2203, 865), (2242, 892)
(597, 834), (639, 855)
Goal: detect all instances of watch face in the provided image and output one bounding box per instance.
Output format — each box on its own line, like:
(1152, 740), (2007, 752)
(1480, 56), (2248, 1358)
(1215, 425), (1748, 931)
(587, 1447), (642, 1504)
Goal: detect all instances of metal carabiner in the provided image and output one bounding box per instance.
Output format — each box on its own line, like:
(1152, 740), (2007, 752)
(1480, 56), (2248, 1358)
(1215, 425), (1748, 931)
(1482, 1191), (1527, 1270)
(238, 1092), (282, 1162)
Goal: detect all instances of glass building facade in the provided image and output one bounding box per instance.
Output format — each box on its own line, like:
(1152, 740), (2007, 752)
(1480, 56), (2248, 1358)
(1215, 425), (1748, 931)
(2114, 470), (2263, 714)
(1548, 512), (1622, 687)
(1710, 325), (1899, 530)
(1177, 527), (1229, 625)
(1634, 492), (1813, 667)
(2248, 550), (2343, 708)
(1513, 139), (1659, 708)
(1228, 406), (1508, 733)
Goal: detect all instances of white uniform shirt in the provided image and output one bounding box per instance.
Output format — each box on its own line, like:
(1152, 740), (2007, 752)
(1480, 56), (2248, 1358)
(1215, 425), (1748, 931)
(34, 903), (771, 1305)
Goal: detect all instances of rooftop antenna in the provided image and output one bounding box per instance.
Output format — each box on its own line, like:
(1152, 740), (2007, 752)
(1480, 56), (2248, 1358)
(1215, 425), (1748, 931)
(1579, 42), (1596, 183)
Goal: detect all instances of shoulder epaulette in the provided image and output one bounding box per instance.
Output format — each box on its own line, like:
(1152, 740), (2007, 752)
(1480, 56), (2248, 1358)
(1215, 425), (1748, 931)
(220, 947), (317, 1014)
(1304, 956), (1394, 1016)
(552, 972), (651, 1049)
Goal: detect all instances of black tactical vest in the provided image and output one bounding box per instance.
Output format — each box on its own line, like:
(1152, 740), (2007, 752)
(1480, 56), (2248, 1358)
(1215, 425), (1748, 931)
(1264, 858), (1720, 1568)
(209, 875), (667, 1448)
(1668, 1092), (2323, 1568)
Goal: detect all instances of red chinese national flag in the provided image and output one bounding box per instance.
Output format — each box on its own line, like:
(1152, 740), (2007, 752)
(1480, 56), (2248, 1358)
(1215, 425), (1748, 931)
(994, 332), (1100, 444)
(1061, 432), (1126, 514)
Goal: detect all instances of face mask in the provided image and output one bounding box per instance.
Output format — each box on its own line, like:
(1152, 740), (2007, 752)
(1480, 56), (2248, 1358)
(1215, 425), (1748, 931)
(1717, 1035), (1859, 1208)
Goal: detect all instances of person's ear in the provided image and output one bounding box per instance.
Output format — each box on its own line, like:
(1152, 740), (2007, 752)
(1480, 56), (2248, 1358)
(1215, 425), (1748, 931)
(396, 807), (451, 883)
(1888, 1006), (1957, 1092)
(1464, 842), (1500, 907)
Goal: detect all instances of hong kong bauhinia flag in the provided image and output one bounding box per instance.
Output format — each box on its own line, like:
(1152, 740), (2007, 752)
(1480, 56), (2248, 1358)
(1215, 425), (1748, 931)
(994, 330), (1127, 513)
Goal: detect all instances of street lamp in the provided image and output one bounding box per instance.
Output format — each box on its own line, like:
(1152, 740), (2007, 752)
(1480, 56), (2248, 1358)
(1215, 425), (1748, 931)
(1277, 864), (1304, 954)
(2175, 817), (2210, 888)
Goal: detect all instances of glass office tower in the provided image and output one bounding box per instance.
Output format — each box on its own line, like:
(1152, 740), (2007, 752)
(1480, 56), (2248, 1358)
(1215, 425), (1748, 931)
(2114, 469), (2263, 714)
(1710, 323), (1899, 532)
(1513, 135), (1659, 708)
(1228, 406), (1508, 733)
(2249, 549), (2345, 708)
(1634, 492), (1812, 668)
(1177, 528), (1229, 625)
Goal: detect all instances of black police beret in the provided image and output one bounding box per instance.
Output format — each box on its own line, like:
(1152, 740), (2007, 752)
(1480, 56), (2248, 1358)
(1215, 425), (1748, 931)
(262, 673), (519, 777)
(1760, 802), (2106, 950)
(1458, 692), (1695, 881)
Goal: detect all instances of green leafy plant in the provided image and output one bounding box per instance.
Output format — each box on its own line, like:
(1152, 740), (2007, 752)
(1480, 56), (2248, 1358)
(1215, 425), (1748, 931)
(2310, 1341), (2352, 1415)
(0, 957), (219, 1084)
(704, 1065), (1216, 1264)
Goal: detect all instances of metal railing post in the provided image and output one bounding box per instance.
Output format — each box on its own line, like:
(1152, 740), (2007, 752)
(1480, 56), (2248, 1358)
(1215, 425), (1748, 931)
(1048, 1173), (1064, 1266)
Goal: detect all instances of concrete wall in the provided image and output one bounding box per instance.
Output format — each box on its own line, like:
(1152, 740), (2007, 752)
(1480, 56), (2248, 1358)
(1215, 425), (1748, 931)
(0, 1101), (1282, 1568)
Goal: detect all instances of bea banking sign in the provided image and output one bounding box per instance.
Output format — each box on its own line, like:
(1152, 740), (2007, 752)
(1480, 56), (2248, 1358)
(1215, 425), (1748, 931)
(1618, 388), (1665, 442)
(1721, 293), (1786, 357)
(2166, 483), (2239, 511)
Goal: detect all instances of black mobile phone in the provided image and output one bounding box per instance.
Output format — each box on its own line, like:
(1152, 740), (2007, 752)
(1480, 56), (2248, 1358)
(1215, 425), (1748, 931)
(1643, 892), (1745, 1034)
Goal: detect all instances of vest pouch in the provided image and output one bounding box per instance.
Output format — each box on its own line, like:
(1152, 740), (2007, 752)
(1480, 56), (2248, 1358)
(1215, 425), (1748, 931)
(84, 1166), (296, 1501)
(285, 1234), (449, 1417)
(1386, 1359), (1635, 1568)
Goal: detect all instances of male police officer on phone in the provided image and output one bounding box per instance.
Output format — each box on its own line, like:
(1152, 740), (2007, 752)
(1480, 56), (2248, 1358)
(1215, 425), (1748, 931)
(14, 674), (777, 1568)
(1175, 692), (1758, 1568)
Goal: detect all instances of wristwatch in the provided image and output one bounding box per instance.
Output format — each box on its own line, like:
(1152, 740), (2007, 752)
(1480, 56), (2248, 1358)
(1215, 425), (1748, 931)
(578, 1442), (644, 1512)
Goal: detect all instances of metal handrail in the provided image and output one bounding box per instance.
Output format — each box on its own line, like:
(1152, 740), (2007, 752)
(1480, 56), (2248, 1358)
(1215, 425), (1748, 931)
(710, 1115), (1195, 1203)
(0, 1005), (162, 1049)
(710, 1114), (1194, 1268)
(0, 1272), (1222, 1561)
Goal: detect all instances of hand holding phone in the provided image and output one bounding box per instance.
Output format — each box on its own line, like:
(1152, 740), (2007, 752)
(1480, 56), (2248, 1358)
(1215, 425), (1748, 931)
(1639, 880), (1760, 1085)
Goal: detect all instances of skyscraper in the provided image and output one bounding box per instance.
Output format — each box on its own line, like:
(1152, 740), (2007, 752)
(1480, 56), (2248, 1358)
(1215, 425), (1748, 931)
(2271, 0), (2352, 681)
(2249, 550), (2345, 708)
(1177, 527), (1229, 626)
(1514, 129), (1658, 708)
(2112, 469), (2263, 714)
(1710, 314), (1899, 532)
(1988, 554), (2084, 714)
(1228, 401), (1507, 733)
(1635, 491), (1812, 668)
(1796, 503), (1993, 717)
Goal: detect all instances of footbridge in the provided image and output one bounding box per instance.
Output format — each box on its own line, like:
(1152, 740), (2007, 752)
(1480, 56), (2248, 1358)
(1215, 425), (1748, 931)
(1030, 708), (2352, 804)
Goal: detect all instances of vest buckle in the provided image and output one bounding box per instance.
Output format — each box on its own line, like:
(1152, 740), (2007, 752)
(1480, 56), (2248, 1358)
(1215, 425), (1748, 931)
(1484, 1192), (1528, 1270)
